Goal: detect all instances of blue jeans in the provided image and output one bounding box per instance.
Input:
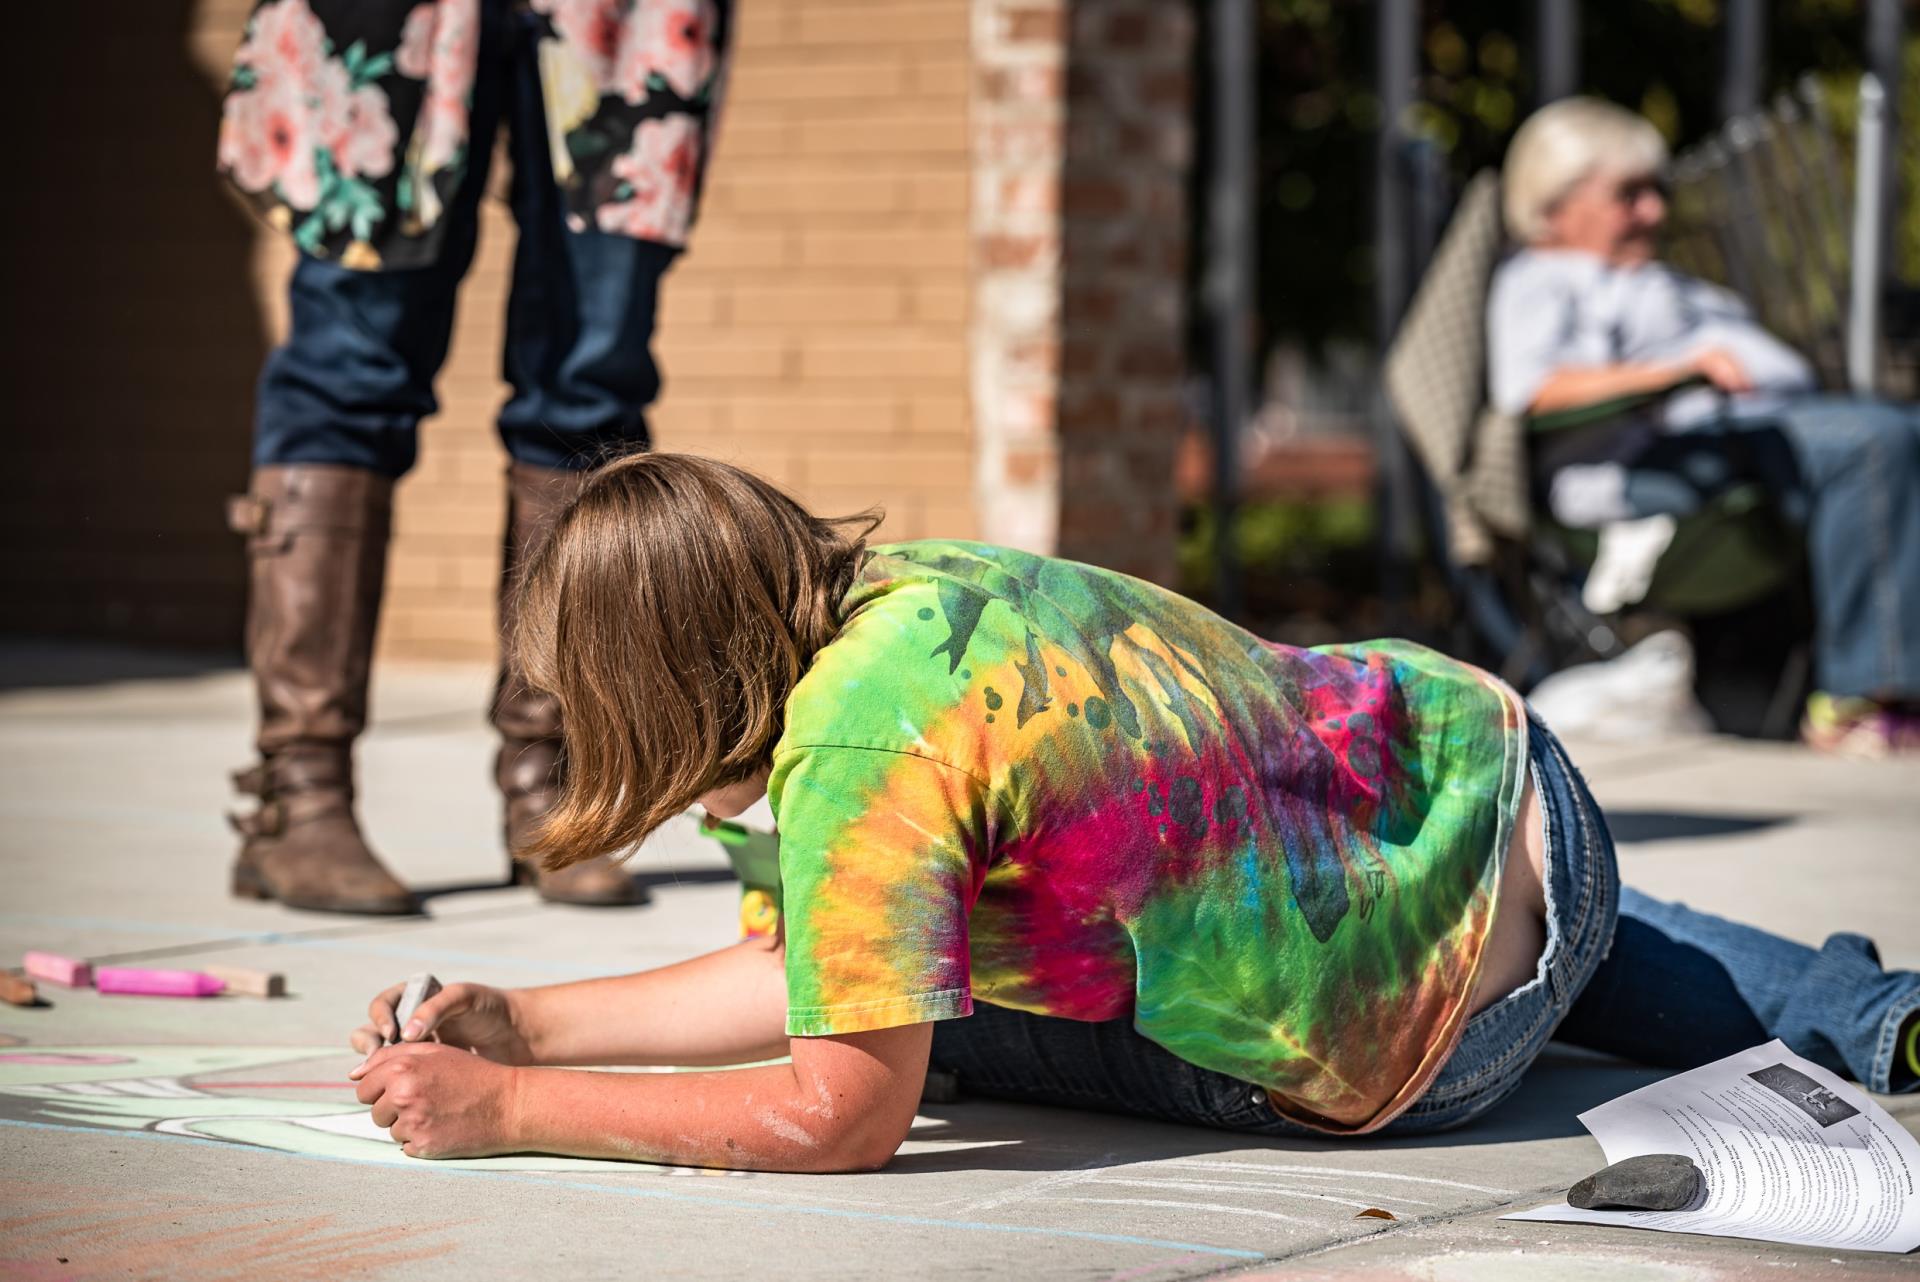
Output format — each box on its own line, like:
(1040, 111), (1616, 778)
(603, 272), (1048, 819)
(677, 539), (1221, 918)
(928, 716), (1920, 1135)
(253, 0), (672, 478)
(1621, 398), (1920, 700)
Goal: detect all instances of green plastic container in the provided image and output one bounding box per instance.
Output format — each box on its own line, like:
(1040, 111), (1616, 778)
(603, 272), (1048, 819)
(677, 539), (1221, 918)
(701, 817), (783, 938)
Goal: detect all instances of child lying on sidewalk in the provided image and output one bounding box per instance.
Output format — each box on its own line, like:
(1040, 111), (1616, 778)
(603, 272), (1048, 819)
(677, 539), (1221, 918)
(349, 454), (1920, 1170)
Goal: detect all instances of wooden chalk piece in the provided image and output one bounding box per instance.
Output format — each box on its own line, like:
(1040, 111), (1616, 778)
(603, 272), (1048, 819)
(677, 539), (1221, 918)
(0, 972), (39, 1006)
(22, 951), (92, 988)
(201, 965), (285, 999)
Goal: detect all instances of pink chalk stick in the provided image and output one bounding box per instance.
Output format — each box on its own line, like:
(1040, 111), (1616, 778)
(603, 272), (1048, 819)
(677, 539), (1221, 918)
(22, 952), (92, 988)
(93, 967), (226, 998)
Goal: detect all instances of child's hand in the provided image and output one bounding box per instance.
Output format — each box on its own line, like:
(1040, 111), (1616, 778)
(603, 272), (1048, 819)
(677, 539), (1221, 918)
(351, 1042), (520, 1159)
(348, 981), (534, 1065)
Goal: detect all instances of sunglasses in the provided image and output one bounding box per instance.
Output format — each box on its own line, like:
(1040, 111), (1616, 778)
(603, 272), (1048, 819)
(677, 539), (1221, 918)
(1612, 174), (1671, 203)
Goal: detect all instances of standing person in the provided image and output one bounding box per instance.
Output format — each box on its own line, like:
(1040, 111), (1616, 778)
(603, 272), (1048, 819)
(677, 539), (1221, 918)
(343, 455), (1919, 1169)
(217, 0), (730, 913)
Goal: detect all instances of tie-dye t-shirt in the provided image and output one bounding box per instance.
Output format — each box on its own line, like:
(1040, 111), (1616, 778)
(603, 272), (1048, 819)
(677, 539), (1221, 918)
(768, 542), (1529, 1132)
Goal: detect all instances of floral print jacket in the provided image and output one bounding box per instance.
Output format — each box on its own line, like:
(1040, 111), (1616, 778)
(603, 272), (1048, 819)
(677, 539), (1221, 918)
(218, 0), (729, 270)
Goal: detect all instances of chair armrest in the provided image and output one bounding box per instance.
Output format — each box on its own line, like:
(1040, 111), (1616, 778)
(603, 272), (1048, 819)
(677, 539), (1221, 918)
(1525, 376), (1707, 435)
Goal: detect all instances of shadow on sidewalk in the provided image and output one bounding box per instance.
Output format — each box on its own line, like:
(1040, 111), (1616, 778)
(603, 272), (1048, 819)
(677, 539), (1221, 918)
(0, 640), (243, 692)
(885, 1048), (1664, 1177)
(1603, 809), (1792, 844)
(410, 865), (738, 905)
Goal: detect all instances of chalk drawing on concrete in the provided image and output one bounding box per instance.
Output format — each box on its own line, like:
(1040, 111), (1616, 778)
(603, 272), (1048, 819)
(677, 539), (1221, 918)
(0, 1045), (731, 1174)
(0, 1045), (1010, 1173)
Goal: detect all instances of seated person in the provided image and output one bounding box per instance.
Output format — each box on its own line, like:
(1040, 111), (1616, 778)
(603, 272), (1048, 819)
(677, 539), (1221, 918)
(1488, 96), (1920, 756)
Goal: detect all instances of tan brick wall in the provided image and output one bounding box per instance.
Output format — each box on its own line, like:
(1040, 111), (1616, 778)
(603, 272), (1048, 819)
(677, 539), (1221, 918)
(198, 0), (976, 663)
(970, 0), (1192, 582)
(1053, 1), (1192, 582)
(970, 0), (1067, 554)
(406, 0), (978, 661)
(653, 0), (977, 587)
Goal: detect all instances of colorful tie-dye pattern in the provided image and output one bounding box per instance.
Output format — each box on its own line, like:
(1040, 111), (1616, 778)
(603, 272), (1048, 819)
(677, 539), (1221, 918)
(769, 542), (1529, 1132)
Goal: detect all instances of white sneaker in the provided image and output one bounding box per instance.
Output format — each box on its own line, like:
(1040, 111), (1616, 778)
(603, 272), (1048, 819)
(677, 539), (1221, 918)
(1528, 630), (1714, 741)
(1582, 514), (1678, 615)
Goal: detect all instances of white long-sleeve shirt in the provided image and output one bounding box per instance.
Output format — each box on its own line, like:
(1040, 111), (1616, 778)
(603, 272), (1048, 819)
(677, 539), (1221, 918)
(1487, 249), (1815, 426)
(1485, 249), (1816, 526)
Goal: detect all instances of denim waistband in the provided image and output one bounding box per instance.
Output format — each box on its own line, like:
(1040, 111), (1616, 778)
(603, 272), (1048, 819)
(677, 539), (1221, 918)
(1384, 712), (1622, 1131)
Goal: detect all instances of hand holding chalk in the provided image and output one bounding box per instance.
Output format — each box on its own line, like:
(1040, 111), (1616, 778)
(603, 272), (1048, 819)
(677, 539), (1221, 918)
(348, 973), (437, 1061)
(349, 978), (534, 1069)
(392, 972), (442, 1043)
(351, 980), (408, 1054)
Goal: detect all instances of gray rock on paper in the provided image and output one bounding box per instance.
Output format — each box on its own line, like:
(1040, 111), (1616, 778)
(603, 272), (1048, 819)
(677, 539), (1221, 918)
(1568, 1153), (1704, 1212)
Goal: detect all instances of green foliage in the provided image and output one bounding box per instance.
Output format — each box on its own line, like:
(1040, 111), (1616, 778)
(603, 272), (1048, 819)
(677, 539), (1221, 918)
(1178, 498), (1377, 600)
(1248, 0), (1380, 348)
(1906, 38), (1920, 277)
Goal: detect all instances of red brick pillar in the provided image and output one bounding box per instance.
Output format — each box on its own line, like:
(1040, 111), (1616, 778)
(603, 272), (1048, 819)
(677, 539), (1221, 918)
(971, 0), (1194, 583)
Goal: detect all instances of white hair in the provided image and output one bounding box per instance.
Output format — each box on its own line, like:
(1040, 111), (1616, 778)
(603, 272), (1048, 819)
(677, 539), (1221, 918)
(1502, 97), (1669, 243)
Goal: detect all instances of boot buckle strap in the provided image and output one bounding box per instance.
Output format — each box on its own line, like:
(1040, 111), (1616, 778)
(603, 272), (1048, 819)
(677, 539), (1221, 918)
(227, 494), (269, 536)
(228, 800), (286, 838)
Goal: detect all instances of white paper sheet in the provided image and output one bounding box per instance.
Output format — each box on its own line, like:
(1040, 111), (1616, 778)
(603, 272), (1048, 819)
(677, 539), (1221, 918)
(1504, 1041), (1920, 1253)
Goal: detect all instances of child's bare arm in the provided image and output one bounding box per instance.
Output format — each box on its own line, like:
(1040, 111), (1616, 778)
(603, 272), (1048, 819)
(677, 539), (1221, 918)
(514, 1023), (932, 1171)
(513, 934), (792, 1067)
(353, 935), (792, 1069)
(354, 1022), (933, 1173)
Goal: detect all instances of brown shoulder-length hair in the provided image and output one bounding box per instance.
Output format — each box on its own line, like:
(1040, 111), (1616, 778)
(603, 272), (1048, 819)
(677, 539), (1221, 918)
(511, 453), (878, 870)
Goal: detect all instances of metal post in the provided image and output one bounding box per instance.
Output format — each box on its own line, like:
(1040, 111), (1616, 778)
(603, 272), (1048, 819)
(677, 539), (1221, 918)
(1720, 0), (1766, 120)
(1535, 0), (1578, 104)
(1866, 0), (1905, 276)
(1408, 139), (1448, 271)
(1848, 74), (1888, 396)
(1204, 0), (1257, 618)
(1867, 0), (1905, 110)
(1375, 0), (1416, 339)
(1373, 0), (1420, 623)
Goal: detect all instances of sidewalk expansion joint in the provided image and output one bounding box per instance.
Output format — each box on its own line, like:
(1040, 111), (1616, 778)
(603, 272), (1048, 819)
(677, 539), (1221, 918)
(1185, 1181), (1576, 1279)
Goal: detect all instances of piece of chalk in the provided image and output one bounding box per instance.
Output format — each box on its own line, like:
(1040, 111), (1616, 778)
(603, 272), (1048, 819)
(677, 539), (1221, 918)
(201, 965), (285, 999)
(94, 967), (226, 998)
(22, 952), (92, 988)
(0, 973), (38, 1006)
(390, 972), (442, 1042)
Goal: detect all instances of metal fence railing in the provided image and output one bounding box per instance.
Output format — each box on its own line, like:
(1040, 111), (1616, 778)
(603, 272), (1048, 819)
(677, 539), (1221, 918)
(1665, 74), (1906, 395)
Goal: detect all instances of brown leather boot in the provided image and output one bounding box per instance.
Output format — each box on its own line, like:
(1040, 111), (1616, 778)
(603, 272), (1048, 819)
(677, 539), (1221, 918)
(227, 465), (419, 916)
(494, 462), (646, 907)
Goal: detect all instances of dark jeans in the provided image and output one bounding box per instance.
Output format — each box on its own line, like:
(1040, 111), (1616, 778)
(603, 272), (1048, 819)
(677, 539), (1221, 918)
(253, 0), (672, 478)
(1620, 398), (1920, 700)
(929, 716), (1920, 1136)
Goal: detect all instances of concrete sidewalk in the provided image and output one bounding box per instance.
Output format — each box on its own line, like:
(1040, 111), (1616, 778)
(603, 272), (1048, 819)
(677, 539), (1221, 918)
(2, 642), (1916, 1280)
